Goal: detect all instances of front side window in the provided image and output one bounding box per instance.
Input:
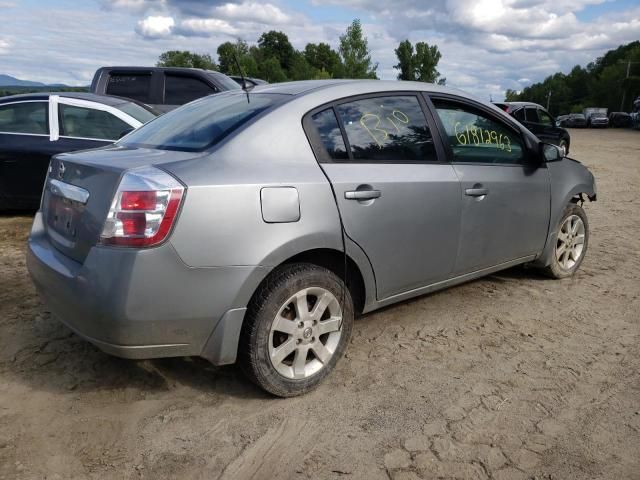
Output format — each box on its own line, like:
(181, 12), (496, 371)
(59, 104), (131, 140)
(310, 108), (348, 160)
(165, 75), (216, 105)
(433, 99), (524, 164)
(120, 92), (281, 152)
(537, 109), (553, 126)
(106, 73), (152, 103)
(335, 95), (437, 162)
(0, 101), (48, 134)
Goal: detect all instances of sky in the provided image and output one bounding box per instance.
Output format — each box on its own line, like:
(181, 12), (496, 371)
(0, 0), (638, 100)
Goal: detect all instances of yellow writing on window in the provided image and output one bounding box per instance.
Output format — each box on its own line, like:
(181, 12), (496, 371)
(454, 122), (512, 153)
(359, 110), (410, 147)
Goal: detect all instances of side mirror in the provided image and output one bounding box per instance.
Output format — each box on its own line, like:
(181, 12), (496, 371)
(541, 142), (564, 162)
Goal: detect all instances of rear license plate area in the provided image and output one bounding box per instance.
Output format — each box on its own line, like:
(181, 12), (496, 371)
(47, 194), (82, 239)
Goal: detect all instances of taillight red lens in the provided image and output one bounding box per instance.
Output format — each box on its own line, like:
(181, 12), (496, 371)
(100, 167), (185, 248)
(120, 191), (158, 210)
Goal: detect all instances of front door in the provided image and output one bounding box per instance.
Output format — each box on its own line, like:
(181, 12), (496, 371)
(430, 97), (550, 274)
(304, 94), (461, 300)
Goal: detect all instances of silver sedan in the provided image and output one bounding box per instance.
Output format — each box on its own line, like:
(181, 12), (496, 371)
(27, 80), (596, 396)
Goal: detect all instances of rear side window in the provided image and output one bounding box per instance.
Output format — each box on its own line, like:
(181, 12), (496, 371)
(59, 104), (131, 140)
(525, 108), (539, 123)
(106, 74), (152, 103)
(120, 93), (281, 152)
(165, 75), (216, 105)
(310, 108), (348, 160)
(335, 96), (437, 162)
(513, 109), (525, 122)
(0, 101), (48, 134)
(433, 99), (524, 164)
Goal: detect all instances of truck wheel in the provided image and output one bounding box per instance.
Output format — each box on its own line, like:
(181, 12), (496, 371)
(542, 204), (589, 279)
(239, 263), (354, 397)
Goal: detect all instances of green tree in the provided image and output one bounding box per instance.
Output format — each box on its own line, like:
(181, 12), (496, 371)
(394, 40), (415, 80)
(394, 40), (444, 84)
(504, 89), (520, 101)
(217, 40), (249, 75)
(258, 57), (288, 83)
(304, 42), (343, 78)
(339, 19), (378, 79)
(258, 30), (295, 73)
(156, 50), (217, 70)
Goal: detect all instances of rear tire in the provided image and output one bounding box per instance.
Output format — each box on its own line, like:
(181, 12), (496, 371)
(542, 204), (589, 279)
(239, 263), (354, 397)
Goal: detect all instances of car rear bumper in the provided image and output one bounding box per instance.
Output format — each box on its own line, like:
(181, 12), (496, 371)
(27, 212), (267, 364)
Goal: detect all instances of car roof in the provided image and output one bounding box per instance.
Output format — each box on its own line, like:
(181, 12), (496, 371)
(0, 91), (134, 106)
(249, 79), (469, 98)
(498, 101), (545, 109)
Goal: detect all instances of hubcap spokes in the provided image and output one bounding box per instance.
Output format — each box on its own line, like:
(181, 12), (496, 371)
(556, 214), (585, 270)
(269, 287), (342, 379)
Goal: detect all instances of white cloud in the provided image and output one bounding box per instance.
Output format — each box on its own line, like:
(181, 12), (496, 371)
(214, 2), (293, 24)
(136, 15), (175, 38)
(0, 38), (9, 54)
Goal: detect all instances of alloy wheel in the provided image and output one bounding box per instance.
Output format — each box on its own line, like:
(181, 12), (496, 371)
(556, 214), (586, 270)
(268, 287), (342, 379)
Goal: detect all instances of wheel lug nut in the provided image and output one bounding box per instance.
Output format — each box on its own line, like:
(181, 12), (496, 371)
(298, 322), (304, 328)
(296, 339), (302, 344)
(311, 337), (315, 342)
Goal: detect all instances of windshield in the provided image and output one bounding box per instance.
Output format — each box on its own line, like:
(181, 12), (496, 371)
(209, 72), (242, 91)
(115, 102), (157, 124)
(119, 93), (282, 152)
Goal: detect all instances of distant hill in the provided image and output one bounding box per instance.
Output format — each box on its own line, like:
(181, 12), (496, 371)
(0, 74), (48, 87)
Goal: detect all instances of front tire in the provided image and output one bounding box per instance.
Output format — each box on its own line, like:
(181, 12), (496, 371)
(542, 204), (589, 279)
(239, 263), (354, 397)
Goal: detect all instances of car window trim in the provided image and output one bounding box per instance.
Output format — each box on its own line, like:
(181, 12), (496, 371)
(0, 100), (50, 137)
(303, 91), (447, 165)
(52, 95), (141, 141)
(424, 93), (533, 167)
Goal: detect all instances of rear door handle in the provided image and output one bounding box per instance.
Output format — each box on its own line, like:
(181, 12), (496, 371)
(465, 188), (489, 197)
(345, 189), (381, 200)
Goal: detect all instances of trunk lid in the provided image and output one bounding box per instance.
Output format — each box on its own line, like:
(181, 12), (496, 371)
(42, 145), (200, 263)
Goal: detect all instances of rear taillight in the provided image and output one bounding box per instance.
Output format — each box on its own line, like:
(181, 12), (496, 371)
(100, 166), (185, 247)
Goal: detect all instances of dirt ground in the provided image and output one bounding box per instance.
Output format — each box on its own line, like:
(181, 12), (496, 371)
(0, 129), (639, 480)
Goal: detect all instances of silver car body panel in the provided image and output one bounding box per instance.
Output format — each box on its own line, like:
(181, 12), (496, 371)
(27, 80), (596, 365)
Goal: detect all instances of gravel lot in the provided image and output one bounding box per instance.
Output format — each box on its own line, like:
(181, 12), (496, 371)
(1, 128), (639, 480)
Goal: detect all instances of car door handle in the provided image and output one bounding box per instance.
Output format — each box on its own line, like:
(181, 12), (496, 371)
(465, 188), (489, 197)
(344, 189), (381, 200)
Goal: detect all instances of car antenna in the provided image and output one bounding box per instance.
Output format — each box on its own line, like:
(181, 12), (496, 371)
(233, 53), (250, 104)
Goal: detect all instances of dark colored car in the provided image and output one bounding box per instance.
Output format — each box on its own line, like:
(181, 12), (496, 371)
(608, 112), (632, 128)
(495, 102), (571, 155)
(557, 113), (586, 128)
(230, 75), (268, 88)
(0, 92), (157, 210)
(90, 66), (240, 113)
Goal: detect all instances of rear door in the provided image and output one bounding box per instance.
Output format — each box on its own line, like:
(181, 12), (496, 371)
(0, 100), (52, 207)
(429, 96), (550, 274)
(304, 93), (461, 300)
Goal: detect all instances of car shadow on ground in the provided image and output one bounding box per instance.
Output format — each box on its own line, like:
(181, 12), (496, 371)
(4, 258), (549, 401)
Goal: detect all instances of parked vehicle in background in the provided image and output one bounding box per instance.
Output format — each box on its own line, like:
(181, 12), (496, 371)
(608, 112), (632, 128)
(0, 92), (157, 210)
(27, 80), (596, 397)
(495, 101), (571, 155)
(557, 113), (587, 128)
(230, 75), (268, 88)
(583, 108), (609, 128)
(90, 66), (240, 113)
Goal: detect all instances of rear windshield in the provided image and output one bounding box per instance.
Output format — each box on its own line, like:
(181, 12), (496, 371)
(119, 93), (281, 152)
